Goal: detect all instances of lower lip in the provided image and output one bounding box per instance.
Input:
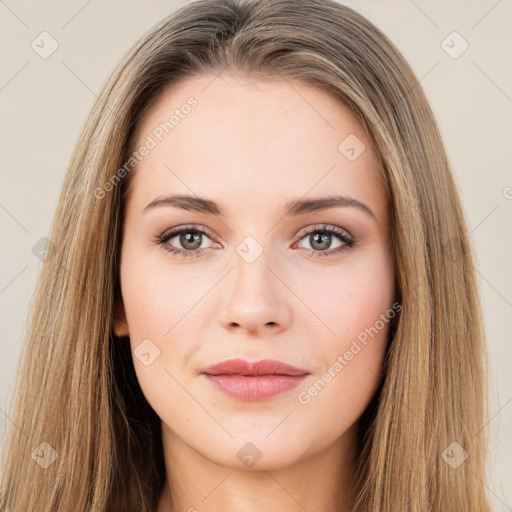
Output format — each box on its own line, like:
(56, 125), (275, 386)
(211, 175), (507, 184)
(204, 374), (308, 401)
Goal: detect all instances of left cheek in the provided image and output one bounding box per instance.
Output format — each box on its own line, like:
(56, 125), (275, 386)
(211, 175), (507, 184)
(318, 278), (391, 339)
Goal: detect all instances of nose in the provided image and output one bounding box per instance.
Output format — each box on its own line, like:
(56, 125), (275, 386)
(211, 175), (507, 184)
(218, 250), (292, 335)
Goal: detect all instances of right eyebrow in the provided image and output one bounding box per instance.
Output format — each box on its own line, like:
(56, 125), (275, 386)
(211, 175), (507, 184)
(144, 195), (224, 215)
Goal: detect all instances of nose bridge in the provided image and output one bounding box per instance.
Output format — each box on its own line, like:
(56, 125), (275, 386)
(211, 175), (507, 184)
(218, 236), (291, 333)
(233, 243), (270, 295)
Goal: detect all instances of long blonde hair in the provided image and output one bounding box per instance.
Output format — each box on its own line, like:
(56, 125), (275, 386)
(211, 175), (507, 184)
(0, 0), (492, 510)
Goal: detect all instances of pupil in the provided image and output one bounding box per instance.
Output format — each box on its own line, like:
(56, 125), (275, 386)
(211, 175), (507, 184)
(311, 232), (331, 250)
(181, 231), (202, 250)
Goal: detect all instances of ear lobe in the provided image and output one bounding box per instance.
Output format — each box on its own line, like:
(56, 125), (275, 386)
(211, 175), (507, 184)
(112, 301), (129, 337)
(114, 319), (129, 338)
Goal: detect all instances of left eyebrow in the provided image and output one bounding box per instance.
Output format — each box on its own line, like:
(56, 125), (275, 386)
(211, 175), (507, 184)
(143, 193), (376, 221)
(284, 195), (376, 220)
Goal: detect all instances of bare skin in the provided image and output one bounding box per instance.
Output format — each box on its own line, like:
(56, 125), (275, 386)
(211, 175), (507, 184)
(114, 73), (395, 512)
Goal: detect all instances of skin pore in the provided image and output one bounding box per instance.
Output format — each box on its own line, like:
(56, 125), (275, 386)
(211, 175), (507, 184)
(114, 73), (395, 512)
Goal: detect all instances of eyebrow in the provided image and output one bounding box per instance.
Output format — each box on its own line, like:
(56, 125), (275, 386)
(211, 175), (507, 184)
(144, 194), (376, 220)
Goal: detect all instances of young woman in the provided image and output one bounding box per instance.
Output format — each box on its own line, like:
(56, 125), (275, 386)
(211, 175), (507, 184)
(0, 0), (493, 510)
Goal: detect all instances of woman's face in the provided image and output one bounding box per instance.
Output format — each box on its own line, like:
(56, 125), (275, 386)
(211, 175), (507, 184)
(115, 73), (396, 470)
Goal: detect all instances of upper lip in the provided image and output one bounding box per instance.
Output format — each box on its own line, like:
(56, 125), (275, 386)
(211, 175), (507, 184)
(202, 358), (310, 376)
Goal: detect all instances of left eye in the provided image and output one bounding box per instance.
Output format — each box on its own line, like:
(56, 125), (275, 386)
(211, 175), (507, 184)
(293, 224), (355, 258)
(296, 228), (348, 252)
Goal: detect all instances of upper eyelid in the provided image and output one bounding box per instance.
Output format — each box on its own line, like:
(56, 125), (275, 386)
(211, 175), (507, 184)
(161, 224), (216, 239)
(296, 224), (353, 240)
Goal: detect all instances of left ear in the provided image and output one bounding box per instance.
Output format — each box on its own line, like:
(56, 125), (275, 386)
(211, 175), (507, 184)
(112, 297), (129, 337)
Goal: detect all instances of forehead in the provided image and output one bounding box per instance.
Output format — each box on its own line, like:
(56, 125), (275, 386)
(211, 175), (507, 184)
(126, 73), (388, 219)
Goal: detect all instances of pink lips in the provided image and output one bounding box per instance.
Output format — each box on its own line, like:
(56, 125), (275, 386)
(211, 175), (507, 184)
(201, 358), (310, 401)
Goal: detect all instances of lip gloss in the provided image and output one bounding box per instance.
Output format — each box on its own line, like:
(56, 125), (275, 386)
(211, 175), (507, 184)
(204, 374), (308, 400)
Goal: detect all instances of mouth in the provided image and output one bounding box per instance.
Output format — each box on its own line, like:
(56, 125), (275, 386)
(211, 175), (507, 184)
(201, 358), (310, 401)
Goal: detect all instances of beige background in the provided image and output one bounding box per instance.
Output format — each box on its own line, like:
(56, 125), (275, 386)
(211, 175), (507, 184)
(0, 0), (511, 507)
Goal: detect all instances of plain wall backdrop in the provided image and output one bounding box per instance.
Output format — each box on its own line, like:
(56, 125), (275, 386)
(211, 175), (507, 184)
(0, 0), (511, 508)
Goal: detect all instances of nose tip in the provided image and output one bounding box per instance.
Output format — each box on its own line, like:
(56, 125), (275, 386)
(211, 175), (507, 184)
(218, 258), (291, 335)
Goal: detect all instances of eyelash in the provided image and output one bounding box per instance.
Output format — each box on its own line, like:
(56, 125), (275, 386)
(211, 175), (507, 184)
(153, 224), (356, 259)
